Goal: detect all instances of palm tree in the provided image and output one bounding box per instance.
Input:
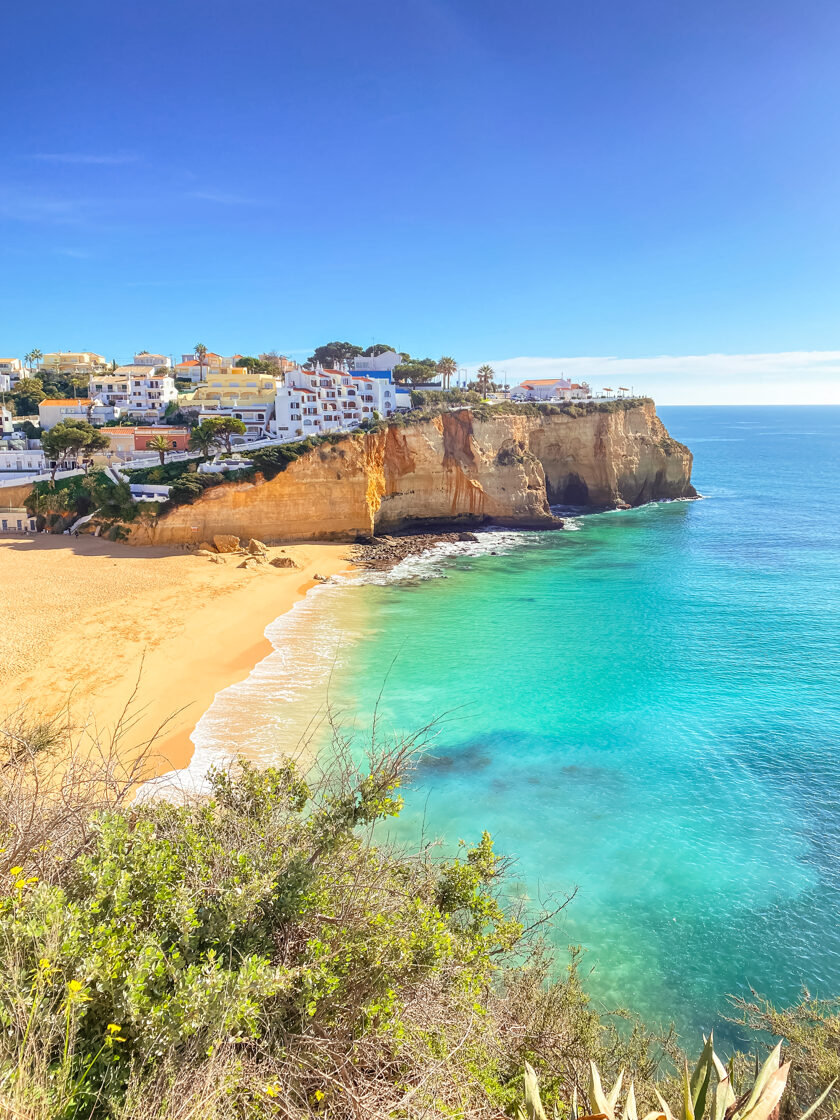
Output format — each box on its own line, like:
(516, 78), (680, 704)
(146, 434), (172, 465)
(476, 364), (495, 396)
(188, 422), (219, 458)
(437, 356), (457, 390)
(30, 349), (42, 374)
(195, 343), (208, 382)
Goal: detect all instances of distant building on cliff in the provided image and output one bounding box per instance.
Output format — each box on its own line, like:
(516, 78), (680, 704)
(511, 378), (591, 401)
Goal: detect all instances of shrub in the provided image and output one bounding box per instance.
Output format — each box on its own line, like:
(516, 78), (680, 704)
(0, 711), (678, 1120)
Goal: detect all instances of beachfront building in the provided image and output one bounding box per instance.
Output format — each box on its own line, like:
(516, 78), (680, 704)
(89, 366), (178, 423)
(40, 352), (108, 377)
(189, 367), (278, 440)
(0, 508), (39, 533)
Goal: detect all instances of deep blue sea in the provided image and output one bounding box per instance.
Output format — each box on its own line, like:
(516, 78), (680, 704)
(191, 406), (840, 1046)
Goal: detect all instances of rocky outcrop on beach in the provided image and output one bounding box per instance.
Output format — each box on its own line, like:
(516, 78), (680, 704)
(351, 531), (483, 570)
(127, 400), (696, 546)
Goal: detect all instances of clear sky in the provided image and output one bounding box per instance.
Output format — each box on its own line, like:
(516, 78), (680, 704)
(2, 0), (839, 402)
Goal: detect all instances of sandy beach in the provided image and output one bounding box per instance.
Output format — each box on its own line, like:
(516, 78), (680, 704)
(0, 534), (353, 778)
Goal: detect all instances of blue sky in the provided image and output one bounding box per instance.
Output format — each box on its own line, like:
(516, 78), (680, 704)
(2, 0), (839, 401)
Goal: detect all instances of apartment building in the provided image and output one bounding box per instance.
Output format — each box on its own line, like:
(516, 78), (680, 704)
(174, 351), (241, 383)
(89, 366), (178, 422)
(272, 366), (408, 440)
(132, 352), (171, 368)
(190, 367), (278, 439)
(40, 352), (108, 377)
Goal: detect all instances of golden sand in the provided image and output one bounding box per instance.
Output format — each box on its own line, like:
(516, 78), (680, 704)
(0, 534), (353, 778)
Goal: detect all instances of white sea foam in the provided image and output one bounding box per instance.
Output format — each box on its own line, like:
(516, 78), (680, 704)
(139, 525), (556, 798)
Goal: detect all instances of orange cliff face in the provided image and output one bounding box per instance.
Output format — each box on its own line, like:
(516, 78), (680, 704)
(127, 401), (696, 547)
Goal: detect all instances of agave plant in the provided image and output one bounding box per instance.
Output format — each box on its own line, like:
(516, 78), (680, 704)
(517, 1035), (835, 1120)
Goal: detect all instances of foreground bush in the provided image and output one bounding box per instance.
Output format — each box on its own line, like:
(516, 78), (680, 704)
(0, 710), (828, 1119)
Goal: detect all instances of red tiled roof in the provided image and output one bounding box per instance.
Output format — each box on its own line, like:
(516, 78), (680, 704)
(40, 398), (91, 406)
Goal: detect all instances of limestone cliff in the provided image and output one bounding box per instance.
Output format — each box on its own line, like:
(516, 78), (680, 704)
(128, 400), (696, 546)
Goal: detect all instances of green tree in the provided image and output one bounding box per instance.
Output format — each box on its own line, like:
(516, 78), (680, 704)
(188, 420), (222, 457)
(393, 358), (438, 385)
(188, 415), (246, 456)
(305, 341), (363, 370)
(10, 379), (46, 416)
(29, 348), (43, 374)
(437, 355), (457, 389)
(211, 415), (247, 452)
(41, 421), (109, 481)
(363, 343), (395, 357)
(145, 434), (172, 466)
(476, 363), (495, 396)
(194, 342), (208, 381)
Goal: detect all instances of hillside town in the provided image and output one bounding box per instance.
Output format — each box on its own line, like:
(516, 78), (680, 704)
(0, 345), (610, 489)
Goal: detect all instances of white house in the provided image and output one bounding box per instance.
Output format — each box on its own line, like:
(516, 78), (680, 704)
(38, 398), (95, 430)
(0, 358), (24, 386)
(0, 373), (10, 393)
(132, 352), (171, 368)
(0, 447), (48, 474)
(89, 366), (178, 423)
(351, 349), (403, 374)
(511, 378), (571, 400)
(272, 365), (408, 440)
(1, 405), (13, 434)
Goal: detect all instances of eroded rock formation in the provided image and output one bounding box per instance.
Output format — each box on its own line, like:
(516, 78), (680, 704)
(128, 401), (696, 546)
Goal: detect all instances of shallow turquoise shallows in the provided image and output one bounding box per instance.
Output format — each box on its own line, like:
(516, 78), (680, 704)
(192, 406), (840, 1044)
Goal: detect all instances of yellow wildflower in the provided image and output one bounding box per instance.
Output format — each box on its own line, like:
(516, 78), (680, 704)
(264, 1083), (280, 1098)
(9, 866), (22, 876)
(107, 1024), (121, 1034)
(68, 979), (83, 993)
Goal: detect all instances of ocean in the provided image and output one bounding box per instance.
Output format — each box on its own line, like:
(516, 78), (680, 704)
(189, 405), (840, 1045)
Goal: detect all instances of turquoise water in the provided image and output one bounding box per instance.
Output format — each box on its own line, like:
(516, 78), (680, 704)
(193, 406), (840, 1043)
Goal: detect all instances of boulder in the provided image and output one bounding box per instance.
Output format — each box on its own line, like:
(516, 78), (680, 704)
(198, 541), (217, 553)
(270, 556), (299, 569)
(195, 549), (215, 558)
(457, 532), (479, 542)
(247, 538), (268, 555)
(312, 573), (328, 582)
(237, 556), (261, 569)
(214, 534), (240, 553)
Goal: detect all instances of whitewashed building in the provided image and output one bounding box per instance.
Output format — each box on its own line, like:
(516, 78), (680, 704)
(511, 378), (591, 401)
(89, 366), (178, 423)
(132, 352), (171, 369)
(272, 366), (408, 440)
(0, 358), (24, 386)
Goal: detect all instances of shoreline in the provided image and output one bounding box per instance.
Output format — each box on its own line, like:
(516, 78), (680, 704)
(0, 535), (354, 780)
